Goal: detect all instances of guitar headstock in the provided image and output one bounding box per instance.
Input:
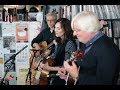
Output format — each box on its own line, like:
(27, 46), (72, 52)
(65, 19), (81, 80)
(74, 51), (84, 58)
(68, 52), (76, 65)
(69, 50), (84, 64)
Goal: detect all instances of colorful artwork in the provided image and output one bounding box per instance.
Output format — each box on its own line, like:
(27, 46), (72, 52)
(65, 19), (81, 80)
(16, 22), (28, 42)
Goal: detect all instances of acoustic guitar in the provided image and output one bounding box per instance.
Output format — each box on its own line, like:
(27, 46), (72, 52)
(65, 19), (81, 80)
(30, 41), (47, 69)
(29, 41), (47, 85)
(65, 40), (84, 85)
(30, 40), (56, 85)
(38, 57), (55, 85)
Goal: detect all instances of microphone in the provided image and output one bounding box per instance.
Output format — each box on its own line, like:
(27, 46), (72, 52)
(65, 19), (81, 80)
(47, 73), (59, 78)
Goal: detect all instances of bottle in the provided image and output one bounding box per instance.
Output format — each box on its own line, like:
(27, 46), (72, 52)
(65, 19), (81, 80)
(25, 10), (28, 21)
(13, 8), (17, 21)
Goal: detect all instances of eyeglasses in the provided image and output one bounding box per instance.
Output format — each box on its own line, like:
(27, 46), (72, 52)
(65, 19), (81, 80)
(46, 19), (55, 22)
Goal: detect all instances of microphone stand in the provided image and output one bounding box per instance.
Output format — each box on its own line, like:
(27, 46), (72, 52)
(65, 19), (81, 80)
(0, 45), (28, 85)
(25, 50), (37, 85)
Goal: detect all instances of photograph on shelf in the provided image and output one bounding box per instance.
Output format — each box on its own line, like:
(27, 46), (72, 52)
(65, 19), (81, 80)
(17, 14), (24, 21)
(28, 12), (38, 21)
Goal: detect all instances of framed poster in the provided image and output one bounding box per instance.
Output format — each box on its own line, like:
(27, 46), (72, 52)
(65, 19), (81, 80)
(16, 22), (28, 42)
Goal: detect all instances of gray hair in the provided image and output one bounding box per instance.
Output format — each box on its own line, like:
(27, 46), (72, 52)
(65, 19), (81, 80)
(46, 12), (57, 20)
(71, 11), (101, 33)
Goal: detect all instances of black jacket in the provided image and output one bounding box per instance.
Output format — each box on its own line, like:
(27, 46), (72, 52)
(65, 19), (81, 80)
(31, 28), (55, 47)
(76, 35), (120, 85)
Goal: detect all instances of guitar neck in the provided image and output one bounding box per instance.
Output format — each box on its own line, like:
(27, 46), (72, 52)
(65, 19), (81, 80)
(43, 41), (54, 51)
(35, 40), (55, 70)
(68, 52), (76, 65)
(65, 52), (78, 85)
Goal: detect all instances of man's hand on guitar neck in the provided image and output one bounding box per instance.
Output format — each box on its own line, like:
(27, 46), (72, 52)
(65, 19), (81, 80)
(64, 60), (79, 80)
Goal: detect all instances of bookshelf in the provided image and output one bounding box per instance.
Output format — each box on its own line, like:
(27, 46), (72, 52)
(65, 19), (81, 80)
(47, 5), (120, 49)
(84, 5), (120, 49)
(0, 5), (44, 22)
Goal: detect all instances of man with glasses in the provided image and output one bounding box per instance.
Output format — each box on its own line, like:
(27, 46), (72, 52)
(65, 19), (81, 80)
(30, 12), (57, 85)
(31, 12), (57, 49)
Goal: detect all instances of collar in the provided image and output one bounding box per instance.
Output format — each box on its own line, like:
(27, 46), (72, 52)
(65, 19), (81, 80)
(50, 29), (54, 33)
(85, 31), (104, 47)
(49, 27), (54, 33)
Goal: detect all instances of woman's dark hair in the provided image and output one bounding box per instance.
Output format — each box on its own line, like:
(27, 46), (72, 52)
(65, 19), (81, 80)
(54, 18), (73, 44)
